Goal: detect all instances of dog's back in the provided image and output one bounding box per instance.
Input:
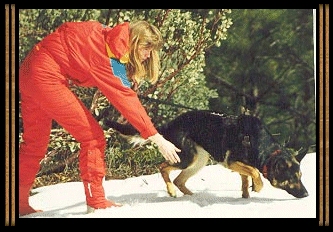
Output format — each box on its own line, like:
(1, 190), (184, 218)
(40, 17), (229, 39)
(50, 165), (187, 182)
(106, 110), (261, 168)
(159, 111), (236, 163)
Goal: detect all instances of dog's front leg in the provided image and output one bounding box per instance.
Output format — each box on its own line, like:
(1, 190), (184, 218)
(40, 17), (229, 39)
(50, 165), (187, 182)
(240, 174), (250, 198)
(159, 162), (179, 197)
(228, 161), (263, 194)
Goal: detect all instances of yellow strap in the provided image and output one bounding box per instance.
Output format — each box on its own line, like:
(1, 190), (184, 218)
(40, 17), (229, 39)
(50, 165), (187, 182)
(105, 43), (129, 64)
(119, 51), (129, 64)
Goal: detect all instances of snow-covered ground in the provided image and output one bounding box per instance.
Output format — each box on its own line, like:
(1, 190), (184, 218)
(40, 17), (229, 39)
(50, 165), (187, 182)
(22, 153), (316, 218)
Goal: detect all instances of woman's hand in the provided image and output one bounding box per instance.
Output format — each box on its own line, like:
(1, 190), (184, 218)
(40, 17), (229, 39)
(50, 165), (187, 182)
(148, 133), (181, 164)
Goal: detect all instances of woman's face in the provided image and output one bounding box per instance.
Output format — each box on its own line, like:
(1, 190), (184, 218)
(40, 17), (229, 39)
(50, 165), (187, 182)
(138, 46), (153, 63)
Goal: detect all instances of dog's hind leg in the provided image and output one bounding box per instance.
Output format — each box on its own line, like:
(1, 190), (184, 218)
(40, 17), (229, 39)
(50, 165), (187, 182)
(173, 145), (210, 196)
(159, 162), (179, 197)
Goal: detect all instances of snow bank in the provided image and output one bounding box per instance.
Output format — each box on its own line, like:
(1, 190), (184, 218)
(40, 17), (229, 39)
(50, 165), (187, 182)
(22, 153), (316, 218)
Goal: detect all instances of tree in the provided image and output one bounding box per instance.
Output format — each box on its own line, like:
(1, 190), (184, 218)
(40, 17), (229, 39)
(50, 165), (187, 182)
(19, 9), (233, 183)
(19, 9), (233, 123)
(94, 9), (233, 125)
(205, 9), (315, 151)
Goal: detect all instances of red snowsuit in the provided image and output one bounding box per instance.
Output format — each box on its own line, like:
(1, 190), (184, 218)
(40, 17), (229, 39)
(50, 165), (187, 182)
(19, 21), (158, 214)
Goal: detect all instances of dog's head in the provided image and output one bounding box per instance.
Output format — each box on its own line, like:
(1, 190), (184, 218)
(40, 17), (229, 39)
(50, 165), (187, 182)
(266, 149), (308, 198)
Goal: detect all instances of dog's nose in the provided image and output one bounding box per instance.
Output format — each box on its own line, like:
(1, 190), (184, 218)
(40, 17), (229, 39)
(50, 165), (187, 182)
(299, 191), (309, 198)
(287, 183), (309, 198)
(295, 190), (309, 198)
(293, 181), (309, 198)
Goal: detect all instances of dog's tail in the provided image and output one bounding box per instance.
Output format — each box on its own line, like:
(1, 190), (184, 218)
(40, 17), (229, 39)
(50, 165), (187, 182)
(104, 119), (139, 135)
(104, 119), (148, 146)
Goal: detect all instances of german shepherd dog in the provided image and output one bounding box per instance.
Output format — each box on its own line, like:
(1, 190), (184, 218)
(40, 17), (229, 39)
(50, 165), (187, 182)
(105, 110), (309, 198)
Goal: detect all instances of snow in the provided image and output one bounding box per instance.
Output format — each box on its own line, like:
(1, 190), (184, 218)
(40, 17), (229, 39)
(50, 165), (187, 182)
(22, 153), (316, 218)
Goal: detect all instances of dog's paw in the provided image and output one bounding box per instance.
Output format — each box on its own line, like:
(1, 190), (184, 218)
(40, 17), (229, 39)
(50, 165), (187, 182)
(177, 185), (193, 196)
(173, 181), (193, 196)
(242, 191), (250, 198)
(167, 182), (177, 198)
(252, 177), (263, 193)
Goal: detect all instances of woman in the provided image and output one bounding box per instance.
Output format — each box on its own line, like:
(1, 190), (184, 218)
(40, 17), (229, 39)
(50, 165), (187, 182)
(19, 20), (181, 216)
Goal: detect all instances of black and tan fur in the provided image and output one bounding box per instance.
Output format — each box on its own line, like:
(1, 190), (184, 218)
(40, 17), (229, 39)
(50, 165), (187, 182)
(105, 110), (308, 198)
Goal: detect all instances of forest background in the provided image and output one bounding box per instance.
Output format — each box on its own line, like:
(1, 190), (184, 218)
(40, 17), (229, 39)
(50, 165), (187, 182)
(18, 9), (315, 186)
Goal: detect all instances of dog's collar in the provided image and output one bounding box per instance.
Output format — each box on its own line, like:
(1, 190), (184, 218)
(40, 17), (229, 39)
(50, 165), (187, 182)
(262, 150), (281, 179)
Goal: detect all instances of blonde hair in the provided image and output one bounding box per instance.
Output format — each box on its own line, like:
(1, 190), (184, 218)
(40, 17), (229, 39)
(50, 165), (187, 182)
(127, 21), (163, 84)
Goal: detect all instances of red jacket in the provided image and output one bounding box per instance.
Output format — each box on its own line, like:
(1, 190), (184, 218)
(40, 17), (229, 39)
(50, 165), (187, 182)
(38, 21), (157, 139)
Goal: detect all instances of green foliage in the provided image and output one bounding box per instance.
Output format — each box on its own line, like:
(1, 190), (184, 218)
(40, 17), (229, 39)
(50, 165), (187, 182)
(19, 9), (101, 64)
(19, 9), (315, 188)
(93, 9), (232, 124)
(104, 134), (165, 179)
(19, 9), (232, 186)
(205, 9), (315, 151)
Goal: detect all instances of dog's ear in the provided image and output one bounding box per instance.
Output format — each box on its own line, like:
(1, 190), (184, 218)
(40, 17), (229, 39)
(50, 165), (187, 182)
(295, 147), (308, 163)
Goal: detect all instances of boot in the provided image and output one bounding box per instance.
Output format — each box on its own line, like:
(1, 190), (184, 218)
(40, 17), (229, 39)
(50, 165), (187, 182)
(80, 147), (121, 213)
(19, 185), (43, 216)
(83, 177), (121, 213)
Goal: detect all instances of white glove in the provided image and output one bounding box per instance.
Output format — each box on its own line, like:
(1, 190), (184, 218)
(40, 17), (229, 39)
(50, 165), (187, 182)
(149, 133), (181, 164)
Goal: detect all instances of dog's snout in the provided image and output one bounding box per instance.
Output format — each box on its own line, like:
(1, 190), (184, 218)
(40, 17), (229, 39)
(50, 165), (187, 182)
(293, 189), (309, 198)
(286, 181), (309, 198)
(299, 191), (309, 198)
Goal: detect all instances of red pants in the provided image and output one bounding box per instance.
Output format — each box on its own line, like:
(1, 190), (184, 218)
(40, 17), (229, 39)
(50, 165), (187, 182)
(19, 45), (113, 214)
